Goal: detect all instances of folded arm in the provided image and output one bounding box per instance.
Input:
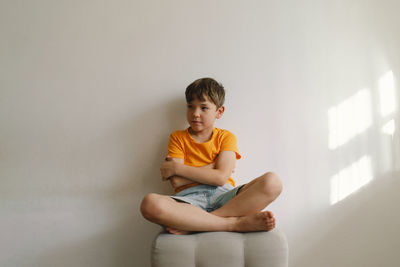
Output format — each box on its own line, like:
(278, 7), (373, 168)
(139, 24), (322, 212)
(167, 159), (215, 190)
(161, 151), (237, 187)
(168, 163), (215, 189)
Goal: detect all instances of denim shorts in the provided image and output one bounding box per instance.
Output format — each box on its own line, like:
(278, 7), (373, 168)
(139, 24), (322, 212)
(171, 184), (244, 212)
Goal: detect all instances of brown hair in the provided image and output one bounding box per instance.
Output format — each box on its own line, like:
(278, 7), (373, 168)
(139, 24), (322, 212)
(185, 78), (225, 109)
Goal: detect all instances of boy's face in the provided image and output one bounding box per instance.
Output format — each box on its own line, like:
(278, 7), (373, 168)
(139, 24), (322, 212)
(186, 96), (224, 133)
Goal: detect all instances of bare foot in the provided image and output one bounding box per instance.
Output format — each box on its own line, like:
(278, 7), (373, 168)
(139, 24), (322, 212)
(234, 211), (276, 232)
(165, 227), (191, 235)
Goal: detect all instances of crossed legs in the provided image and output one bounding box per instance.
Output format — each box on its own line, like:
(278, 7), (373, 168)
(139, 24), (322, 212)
(140, 172), (282, 234)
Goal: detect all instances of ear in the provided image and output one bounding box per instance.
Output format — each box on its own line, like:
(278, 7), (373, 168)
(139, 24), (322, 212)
(216, 105), (225, 119)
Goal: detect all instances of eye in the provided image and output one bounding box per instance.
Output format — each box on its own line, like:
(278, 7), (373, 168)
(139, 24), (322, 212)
(187, 105), (193, 109)
(201, 107), (209, 110)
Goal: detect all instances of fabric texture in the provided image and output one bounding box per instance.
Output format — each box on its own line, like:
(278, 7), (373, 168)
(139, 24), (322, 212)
(167, 127), (241, 193)
(151, 229), (289, 267)
(171, 183), (244, 212)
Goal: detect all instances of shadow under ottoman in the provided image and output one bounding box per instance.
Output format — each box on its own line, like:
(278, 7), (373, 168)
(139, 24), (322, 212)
(151, 229), (288, 267)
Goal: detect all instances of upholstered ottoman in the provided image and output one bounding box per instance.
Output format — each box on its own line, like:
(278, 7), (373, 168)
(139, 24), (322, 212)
(151, 229), (288, 267)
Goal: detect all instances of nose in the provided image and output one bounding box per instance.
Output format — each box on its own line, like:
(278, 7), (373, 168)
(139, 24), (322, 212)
(193, 108), (201, 117)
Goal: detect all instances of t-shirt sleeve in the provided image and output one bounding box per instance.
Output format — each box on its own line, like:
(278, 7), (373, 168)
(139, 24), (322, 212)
(166, 132), (185, 159)
(220, 131), (241, 160)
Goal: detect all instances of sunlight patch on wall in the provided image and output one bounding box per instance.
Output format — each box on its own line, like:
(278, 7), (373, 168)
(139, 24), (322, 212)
(379, 71), (396, 117)
(382, 119), (396, 136)
(328, 89), (372, 150)
(330, 155), (373, 205)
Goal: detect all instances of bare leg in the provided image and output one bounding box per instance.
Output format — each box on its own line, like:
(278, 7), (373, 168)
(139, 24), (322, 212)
(212, 172), (282, 218)
(141, 193), (236, 232)
(141, 172), (282, 234)
(165, 172), (282, 234)
(140, 193), (276, 234)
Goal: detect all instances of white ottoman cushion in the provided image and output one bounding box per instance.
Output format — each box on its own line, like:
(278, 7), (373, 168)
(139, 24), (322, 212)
(151, 229), (288, 267)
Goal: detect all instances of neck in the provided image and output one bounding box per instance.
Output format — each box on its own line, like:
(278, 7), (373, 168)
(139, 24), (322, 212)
(188, 127), (214, 142)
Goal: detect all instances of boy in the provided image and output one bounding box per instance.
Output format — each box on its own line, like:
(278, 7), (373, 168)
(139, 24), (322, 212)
(140, 78), (282, 235)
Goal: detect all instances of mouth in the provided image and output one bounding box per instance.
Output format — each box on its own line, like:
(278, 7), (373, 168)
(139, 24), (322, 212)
(192, 121), (202, 124)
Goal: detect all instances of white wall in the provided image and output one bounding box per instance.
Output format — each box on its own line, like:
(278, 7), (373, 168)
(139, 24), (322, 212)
(1, 1), (399, 266)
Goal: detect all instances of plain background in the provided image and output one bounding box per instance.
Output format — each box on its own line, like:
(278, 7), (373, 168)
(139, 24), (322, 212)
(1, 1), (399, 266)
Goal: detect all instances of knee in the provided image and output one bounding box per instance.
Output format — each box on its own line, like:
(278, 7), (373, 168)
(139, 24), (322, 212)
(140, 193), (164, 222)
(258, 172), (283, 199)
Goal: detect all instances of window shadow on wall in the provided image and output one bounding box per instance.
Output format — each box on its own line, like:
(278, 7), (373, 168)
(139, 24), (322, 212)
(293, 170), (400, 267)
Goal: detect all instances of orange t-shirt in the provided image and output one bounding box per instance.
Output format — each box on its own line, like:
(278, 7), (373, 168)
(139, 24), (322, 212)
(167, 127), (241, 193)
